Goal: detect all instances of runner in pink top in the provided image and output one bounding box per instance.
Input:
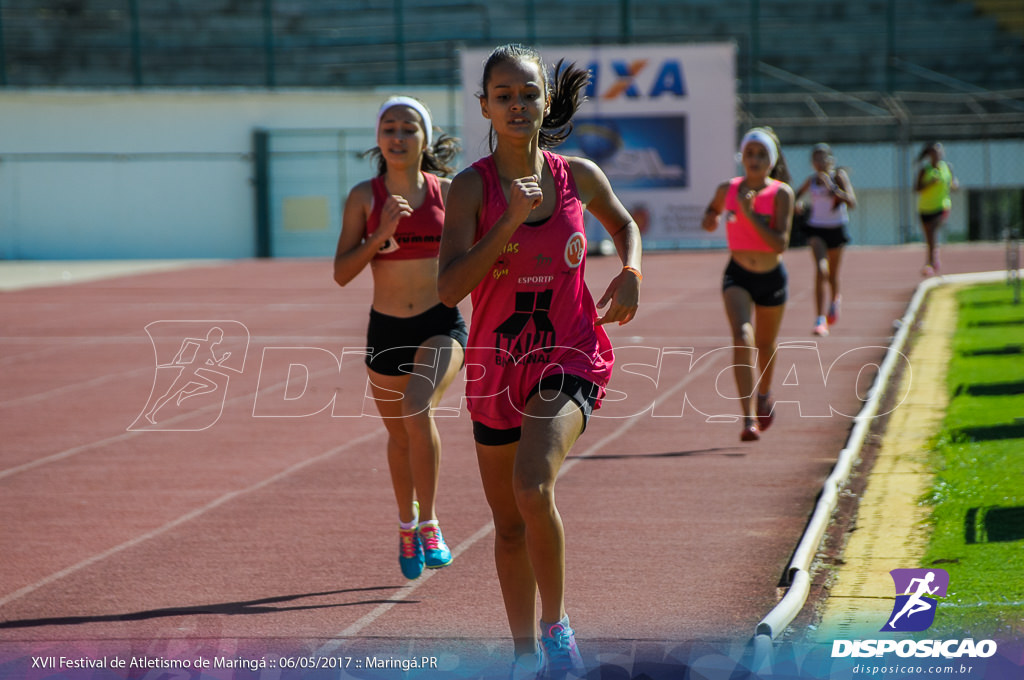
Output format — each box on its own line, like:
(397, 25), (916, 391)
(438, 44), (642, 676)
(333, 96), (465, 582)
(724, 176), (784, 252)
(465, 150), (614, 431)
(365, 171), (445, 260)
(702, 127), (795, 443)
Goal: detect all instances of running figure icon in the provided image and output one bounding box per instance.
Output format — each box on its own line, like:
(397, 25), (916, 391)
(144, 327), (232, 424)
(882, 568), (949, 632)
(887, 572), (938, 628)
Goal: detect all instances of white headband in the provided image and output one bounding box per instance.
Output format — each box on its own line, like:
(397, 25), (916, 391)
(376, 96), (433, 147)
(740, 129), (778, 170)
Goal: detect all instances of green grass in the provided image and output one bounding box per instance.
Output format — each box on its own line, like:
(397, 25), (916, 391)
(920, 283), (1024, 639)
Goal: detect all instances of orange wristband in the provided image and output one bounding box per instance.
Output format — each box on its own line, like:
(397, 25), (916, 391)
(622, 265), (643, 282)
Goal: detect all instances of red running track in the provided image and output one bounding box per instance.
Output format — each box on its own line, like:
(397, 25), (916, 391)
(0, 243), (1008, 672)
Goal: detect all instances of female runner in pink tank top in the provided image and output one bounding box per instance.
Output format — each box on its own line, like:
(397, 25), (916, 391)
(333, 97), (465, 581)
(702, 127), (795, 442)
(438, 44), (642, 676)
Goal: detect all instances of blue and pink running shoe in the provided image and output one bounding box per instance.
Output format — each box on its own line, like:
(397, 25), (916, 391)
(417, 520), (453, 569)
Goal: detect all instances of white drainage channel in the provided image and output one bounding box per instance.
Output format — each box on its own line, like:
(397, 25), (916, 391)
(751, 268), (1023, 673)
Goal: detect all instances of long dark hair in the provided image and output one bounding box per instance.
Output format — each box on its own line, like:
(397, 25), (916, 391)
(478, 43), (590, 152)
(917, 141), (941, 163)
(362, 100), (460, 177)
(761, 126), (792, 184)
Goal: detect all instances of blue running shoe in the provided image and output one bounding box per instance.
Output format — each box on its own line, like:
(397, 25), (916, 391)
(540, 618), (583, 676)
(509, 643), (543, 680)
(399, 502), (424, 580)
(418, 520), (453, 569)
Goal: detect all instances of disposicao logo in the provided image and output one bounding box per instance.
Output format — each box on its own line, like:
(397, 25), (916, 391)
(129, 321), (250, 431)
(831, 568), (998, 660)
(883, 568), (949, 632)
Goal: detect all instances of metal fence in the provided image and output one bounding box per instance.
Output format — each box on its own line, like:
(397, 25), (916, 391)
(251, 124), (1024, 257)
(2, 0), (1022, 95)
(2, 1), (1022, 258)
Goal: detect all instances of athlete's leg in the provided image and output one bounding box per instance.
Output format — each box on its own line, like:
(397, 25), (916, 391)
(723, 285), (757, 422)
(921, 216), (940, 271)
(476, 439), (538, 657)
(367, 369), (417, 524)
(517, 388), (584, 626)
(827, 246), (843, 304)
(808, 235), (829, 318)
(400, 336), (464, 522)
(754, 303), (786, 396)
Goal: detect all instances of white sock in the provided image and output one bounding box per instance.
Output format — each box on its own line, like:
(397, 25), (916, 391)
(399, 504), (419, 530)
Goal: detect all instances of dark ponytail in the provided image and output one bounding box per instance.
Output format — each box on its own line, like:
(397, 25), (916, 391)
(760, 126), (792, 184)
(420, 133), (460, 176)
(539, 59), (588, 149)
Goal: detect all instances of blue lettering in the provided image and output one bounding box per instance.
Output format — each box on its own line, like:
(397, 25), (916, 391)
(650, 60), (687, 97)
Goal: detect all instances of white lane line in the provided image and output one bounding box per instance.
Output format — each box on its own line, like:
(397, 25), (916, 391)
(0, 367), (150, 409)
(0, 429), (384, 609)
(318, 355), (715, 650)
(0, 366), (338, 481)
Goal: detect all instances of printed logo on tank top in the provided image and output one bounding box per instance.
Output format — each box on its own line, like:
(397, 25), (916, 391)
(378, 237), (399, 254)
(564, 232), (586, 268)
(520, 251), (555, 284)
(492, 289), (556, 367)
(491, 241), (519, 280)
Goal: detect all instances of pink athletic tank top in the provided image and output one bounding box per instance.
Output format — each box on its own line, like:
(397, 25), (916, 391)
(365, 172), (444, 260)
(724, 177), (781, 253)
(465, 151), (614, 430)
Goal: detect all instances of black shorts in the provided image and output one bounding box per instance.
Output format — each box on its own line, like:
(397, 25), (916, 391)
(804, 224), (850, 250)
(472, 373), (600, 446)
(722, 259), (788, 307)
(919, 209), (948, 226)
(365, 303), (468, 376)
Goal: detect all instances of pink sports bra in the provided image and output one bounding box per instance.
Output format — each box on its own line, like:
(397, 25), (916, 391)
(365, 172), (445, 261)
(724, 177), (781, 253)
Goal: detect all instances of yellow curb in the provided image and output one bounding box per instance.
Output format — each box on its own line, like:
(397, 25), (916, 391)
(811, 284), (960, 641)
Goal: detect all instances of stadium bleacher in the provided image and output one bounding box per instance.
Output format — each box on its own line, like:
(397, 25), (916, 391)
(2, 0), (1021, 91)
(1, 0), (1021, 143)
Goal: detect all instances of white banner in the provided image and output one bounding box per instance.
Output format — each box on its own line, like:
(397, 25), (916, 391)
(459, 43), (736, 248)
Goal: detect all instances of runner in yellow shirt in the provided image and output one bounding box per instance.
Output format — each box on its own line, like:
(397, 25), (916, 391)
(914, 142), (958, 276)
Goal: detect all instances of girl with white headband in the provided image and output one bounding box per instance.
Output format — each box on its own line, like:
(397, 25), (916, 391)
(701, 126), (794, 442)
(333, 96), (464, 580)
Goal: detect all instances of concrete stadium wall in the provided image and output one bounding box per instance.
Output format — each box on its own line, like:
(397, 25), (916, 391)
(0, 89), (1020, 259)
(786, 139), (1024, 246)
(0, 89), (459, 259)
